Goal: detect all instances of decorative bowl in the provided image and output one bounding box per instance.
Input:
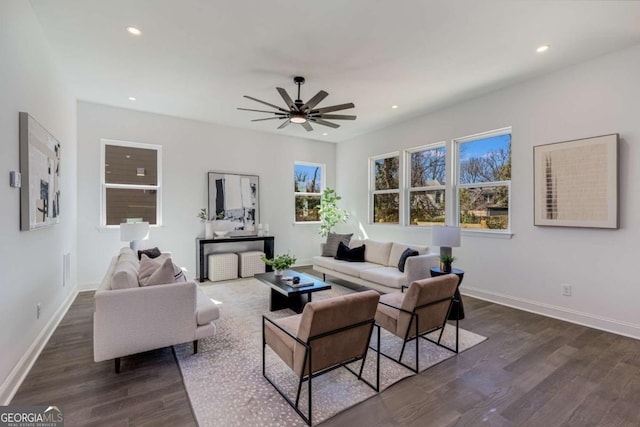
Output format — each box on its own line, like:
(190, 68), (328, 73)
(214, 231), (229, 237)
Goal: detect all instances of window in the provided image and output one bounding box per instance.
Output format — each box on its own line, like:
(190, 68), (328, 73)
(455, 129), (511, 231)
(294, 161), (325, 222)
(370, 153), (400, 224)
(407, 143), (446, 226)
(101, 139), (162, 226)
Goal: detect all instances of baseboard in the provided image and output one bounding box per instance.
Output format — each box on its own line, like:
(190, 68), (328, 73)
(0, 286), (79, 405)
(463, 286), (640, 340)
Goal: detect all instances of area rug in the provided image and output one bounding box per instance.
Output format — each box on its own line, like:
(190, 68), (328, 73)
(174, 278), (486, 426)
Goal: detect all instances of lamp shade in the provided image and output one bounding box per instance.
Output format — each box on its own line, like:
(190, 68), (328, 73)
(120, 222), (150, 242)
(431, 226), (461, 248)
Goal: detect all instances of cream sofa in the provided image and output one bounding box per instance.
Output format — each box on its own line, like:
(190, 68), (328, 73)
(312, 238), (440, 293)
(94, 248), (220, 372)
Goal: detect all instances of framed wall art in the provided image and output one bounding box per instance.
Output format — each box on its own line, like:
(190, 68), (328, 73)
(207, 172), (259, 232)
(533, 133), (618, 229)
(19, 112), (61, 231)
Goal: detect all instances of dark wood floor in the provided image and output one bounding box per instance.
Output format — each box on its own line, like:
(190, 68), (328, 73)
(12, 272), (640, 427)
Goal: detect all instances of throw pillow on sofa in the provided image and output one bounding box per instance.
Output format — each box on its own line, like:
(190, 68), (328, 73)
(334, 241), (366, 262)
(397, 248), (419, 273)
(322, 233), (353, 257)
(137, 247), (162, 260)
(138, 256), (177, 287)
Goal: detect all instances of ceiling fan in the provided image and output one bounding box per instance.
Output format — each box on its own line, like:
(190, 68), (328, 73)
(238, 76), (356, 132)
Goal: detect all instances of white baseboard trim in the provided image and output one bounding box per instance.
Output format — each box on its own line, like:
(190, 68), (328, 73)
(463, 286), (640, 340)
(0, 286), (79, 405)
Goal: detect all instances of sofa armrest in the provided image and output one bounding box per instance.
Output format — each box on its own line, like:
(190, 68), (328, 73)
(404, 253), (440, 285)
(94, 281), (198, 361)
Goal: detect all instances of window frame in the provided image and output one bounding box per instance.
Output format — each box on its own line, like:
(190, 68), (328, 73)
(100, 139), (163, 228)
(369, 151), (402, 225)
(405, 142), (447, 227)
(293, 161), (326, 224)
(453, 127), (512, 234)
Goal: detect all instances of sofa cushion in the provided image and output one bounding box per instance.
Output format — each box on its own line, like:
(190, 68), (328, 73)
(322, 233), (354, 257)
(334, 242), (366, 262)
(312, 255), (342, 271)
(349, 238), (364, 248)
(398, 248), (419, 273)
(364, 240), (393, 265)
(111, 262), (139, 290)
(360, 266), (407, 289)
(196, 289), (220, 325)
(333, 261), (381, 277)
(388, 243), (429, 267)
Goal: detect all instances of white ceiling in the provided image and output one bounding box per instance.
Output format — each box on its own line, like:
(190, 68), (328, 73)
(30, 0), (640, 142)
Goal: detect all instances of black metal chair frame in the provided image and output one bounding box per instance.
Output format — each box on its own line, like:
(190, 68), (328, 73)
(262, 316), (380, 426)
(374, 290), (459, 373)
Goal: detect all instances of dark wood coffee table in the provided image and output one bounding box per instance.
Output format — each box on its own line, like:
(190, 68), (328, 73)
(254, 270), (331, 313)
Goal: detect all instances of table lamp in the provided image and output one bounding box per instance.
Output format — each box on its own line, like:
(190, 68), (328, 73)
(431, 225), (461, 258)
(120, 222), (149, 251)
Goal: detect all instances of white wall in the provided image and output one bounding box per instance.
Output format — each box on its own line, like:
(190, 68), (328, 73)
(337, 44), (640, 339)
(77, 102), (335, 288)
(0, 2), (78, 402)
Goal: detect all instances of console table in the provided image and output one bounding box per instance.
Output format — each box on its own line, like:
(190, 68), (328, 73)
(196, 236), (275, 282)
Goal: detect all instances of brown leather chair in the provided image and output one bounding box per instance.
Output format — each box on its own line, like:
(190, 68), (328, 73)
(262, 290), (380, 426)
(375, 274), (459, 372)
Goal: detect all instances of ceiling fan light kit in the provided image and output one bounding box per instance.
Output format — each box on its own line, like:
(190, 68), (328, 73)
(238, 76), (356, 132)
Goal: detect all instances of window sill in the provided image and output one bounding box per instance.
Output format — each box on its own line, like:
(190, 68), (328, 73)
(293, 221), (321, 225)
(461, 229), (513, 239)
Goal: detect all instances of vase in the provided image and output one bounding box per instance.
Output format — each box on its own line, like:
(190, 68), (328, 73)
(441, 262), (452, 273)
(274, 270), (283, 277)
(205, 221), (214, 239)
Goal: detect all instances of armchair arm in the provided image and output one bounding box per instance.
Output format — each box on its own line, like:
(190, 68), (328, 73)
(378, 300), (414, 315)
(404, 253), (440, 284)
(262, 316), (308, 347)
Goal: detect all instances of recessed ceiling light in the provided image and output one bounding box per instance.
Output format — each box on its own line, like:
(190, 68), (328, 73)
(126, 26), (142, 36)
(391, 105), (399, 109)
(128, 96), (137, 101)
(322, 132), (328, 136)
(536, 45), (550, 53)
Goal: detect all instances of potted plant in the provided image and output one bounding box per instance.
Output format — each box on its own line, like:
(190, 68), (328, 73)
(317, 188), (349, 237)
(198, 208), (215, 239)
(440, 255), (456, 273)
(261, 253), (297, 276)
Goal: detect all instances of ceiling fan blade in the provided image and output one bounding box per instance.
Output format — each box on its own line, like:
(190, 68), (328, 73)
(300, 90), (329, 111)
(276, 87), (297, 111)
(238, 107), (287, 115)
(301, 121), (313, 132)
(243, 95), (288, 112)
(277, 120), (291, 129)
(310, 118), (340, 129)
(313, 114), (356, 120)
(251, 117), (285, 122)
(311, 102), (355, 114)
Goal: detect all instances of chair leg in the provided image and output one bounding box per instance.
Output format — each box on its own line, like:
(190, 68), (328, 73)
(415, 315), (420, 372)
(114, 357), (120, 373)
(193, 340), (198, 354)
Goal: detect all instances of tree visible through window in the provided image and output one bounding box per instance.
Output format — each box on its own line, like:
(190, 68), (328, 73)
(408, 144), (446, 225)
(371, 154), (400, 223)
(457, 132), (511, 230)
(294, 162), (324, 222)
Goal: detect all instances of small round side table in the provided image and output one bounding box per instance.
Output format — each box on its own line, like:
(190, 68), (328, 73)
(430, 267), (465, 320)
